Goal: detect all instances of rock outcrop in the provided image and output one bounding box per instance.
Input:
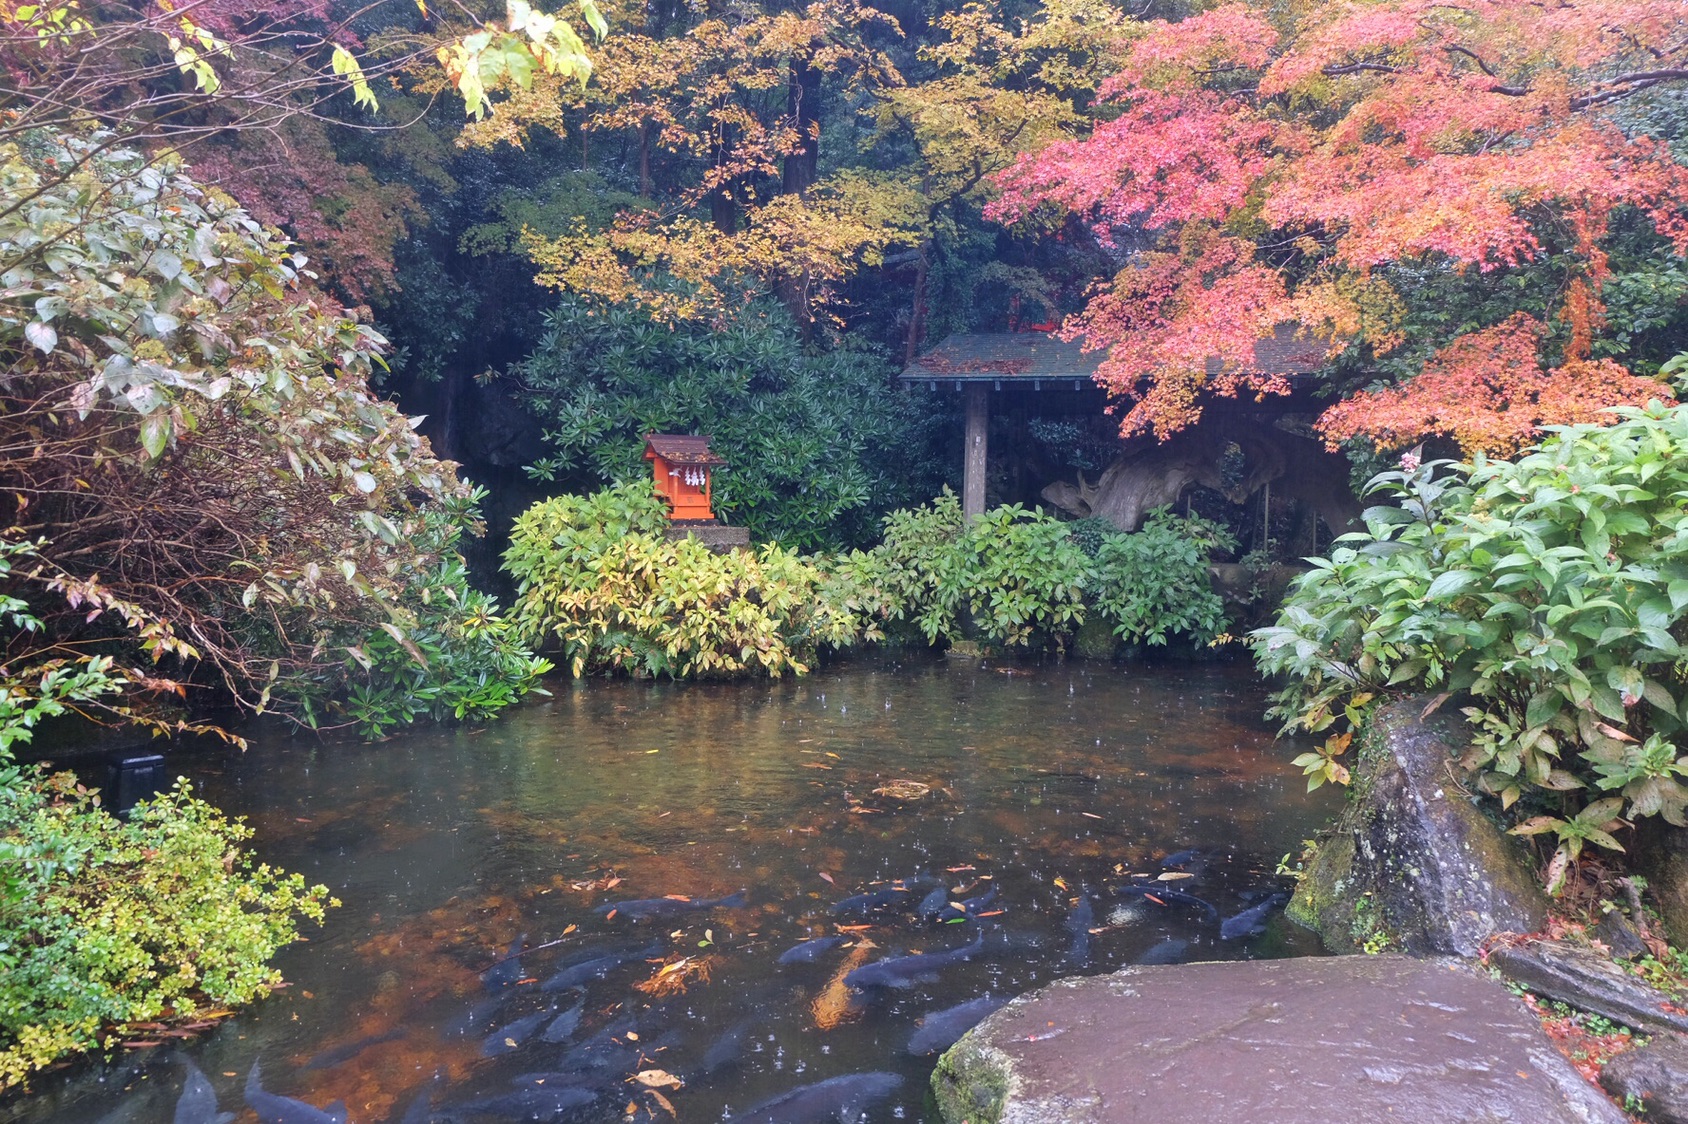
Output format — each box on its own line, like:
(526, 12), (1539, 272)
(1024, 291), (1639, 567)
(1600, 1034), (1688, 1123)
(932, 955), (1627, 1124)
(1488, 938), (1688, 1035)
(1635, 820), (1688, 950)
(1289, 699), (1549, 955)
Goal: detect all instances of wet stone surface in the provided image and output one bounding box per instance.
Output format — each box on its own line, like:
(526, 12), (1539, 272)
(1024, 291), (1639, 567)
(1291, 699), (1548, 956)
(1488, 938), (1688, 1035)
(933, 954), (1628, 1124)
(1600, 1032), (1688, 1124)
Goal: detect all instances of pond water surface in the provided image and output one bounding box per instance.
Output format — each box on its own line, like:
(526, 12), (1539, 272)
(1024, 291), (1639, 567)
(7, 655), (1338, 1124)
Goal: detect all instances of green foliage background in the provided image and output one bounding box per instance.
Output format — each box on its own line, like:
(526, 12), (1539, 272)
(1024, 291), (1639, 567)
(512, 297), (945, 551)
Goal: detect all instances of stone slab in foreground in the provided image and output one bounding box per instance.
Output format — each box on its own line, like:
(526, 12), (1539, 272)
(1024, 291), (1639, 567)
(932, 954), (1625, 1124)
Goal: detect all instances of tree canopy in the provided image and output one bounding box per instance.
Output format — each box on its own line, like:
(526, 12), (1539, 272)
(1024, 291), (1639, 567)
(989, 0), (1688, 454)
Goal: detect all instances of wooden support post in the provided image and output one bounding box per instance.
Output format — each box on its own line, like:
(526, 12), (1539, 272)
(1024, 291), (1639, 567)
(964, 382), (989, 518)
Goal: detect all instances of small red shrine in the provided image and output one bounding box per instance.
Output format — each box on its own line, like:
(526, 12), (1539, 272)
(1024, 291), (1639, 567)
(643, 433), (727, 523)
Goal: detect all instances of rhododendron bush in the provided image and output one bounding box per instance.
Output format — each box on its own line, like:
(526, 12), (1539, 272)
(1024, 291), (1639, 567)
(990, 0), (1688, 453)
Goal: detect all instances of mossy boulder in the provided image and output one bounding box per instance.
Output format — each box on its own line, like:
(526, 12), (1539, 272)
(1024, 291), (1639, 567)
(1072, 617), (1117, 660)
(1291, 699), (1548, 956)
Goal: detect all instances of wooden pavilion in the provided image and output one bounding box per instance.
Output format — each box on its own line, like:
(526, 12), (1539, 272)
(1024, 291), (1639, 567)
(901, 328), (1330, 517)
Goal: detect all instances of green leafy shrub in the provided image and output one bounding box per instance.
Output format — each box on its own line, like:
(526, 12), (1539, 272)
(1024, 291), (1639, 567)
(328, 493), (554, 738)
(831, 492), (1228, 652)
(511, 296), (943, 551)
(1251, 401), (1688, 881)
(1091, 509), (1232, 648)
(831, 492), (1089, 649)
(0, 774), (334, 1089)
(0, 129), (544, 736)
(0, 536), (333, 1088)
(503, 483), (865, 678)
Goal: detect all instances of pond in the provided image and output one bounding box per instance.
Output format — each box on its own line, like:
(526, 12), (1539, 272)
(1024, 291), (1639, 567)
(6, 655), (1339, 1124)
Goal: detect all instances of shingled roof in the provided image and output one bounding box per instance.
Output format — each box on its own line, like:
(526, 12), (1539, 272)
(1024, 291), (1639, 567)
(901, 326), (1331, 384)
(901, 333), (1101, 383)
(643, 434), (727, 466)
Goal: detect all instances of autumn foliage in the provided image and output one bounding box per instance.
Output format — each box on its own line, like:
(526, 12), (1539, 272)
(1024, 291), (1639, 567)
(990, 0), (1688, 452)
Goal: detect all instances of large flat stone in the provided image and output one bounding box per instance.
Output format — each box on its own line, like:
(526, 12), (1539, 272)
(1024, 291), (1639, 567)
(932, 955), (1627, 1124)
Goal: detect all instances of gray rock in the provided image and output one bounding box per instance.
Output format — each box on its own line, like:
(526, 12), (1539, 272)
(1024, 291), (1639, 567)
(1593, 911), (1648, 960)
(1289, 699), (1548, 955)
(1488, 938), (1688, 1035)
(1634, 821), (1688, 950)
(932, 955), (1627, 1124)
(1600, 1033), (1688, 1123)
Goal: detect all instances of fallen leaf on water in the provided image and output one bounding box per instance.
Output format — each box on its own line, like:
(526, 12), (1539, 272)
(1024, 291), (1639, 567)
(634, 1068), (683, 1089)
(947, 865), (976, 873)
(797, 738), (813, 743)
(562, 924), (577, 936)
(818, 871), (835, 885)
(1145, 893), (1166, 906)
(645, 749), (660, 754)
(1157, 872), (1194, 882)
(605, 877), (623, 890)
(1080, 812), (1102, 820)
(606, 909), (618, 921)
(837, 923), (873, 932)
(662, 894), (693, 902)
(974, 909), (1005, 918)
(1053, 877), (1069, 891)
(803, 763), (833, 770)
(658, 812), (671, 818)
(647, 1089), (678, 1117)
(626, 1030), (640, 1041)
(825, 752), (841, 759)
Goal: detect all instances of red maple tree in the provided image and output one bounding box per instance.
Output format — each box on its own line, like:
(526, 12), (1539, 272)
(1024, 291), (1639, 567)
(989, 0), (1688, 452)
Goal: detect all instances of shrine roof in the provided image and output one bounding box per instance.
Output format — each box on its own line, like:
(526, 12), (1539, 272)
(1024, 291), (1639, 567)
(901, 326), (1331, 384)
(643, 433), (728, 466)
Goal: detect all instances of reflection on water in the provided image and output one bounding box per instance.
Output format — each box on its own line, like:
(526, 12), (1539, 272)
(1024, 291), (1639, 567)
(4, 655), (1338, 1123)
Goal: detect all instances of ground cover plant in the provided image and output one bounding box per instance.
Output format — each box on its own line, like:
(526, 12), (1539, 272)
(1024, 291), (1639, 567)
(0, 541), (333, 1088)
(1253, 396), (1688, 886)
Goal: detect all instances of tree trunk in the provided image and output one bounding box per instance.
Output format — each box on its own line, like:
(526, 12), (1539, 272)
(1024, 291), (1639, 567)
(639, 119), (652, 198)
(1040, 424), (1361, 534)
(782, 55), (821, 197)
(903, 241), (930, 365)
